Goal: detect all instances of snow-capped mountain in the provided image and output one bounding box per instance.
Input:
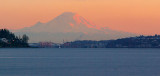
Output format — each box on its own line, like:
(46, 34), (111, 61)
(15, 12), (136, 43)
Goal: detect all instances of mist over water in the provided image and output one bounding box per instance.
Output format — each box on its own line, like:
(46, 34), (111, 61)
(0, 48), (160, 76)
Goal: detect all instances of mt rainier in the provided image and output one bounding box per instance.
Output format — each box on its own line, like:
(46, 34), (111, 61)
(14, 12), (136, 43)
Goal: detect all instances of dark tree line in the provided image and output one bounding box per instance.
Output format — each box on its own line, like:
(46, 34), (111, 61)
(0, 29), (29, 48)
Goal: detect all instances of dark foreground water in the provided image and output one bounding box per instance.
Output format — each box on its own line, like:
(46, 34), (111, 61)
(0, 48), (160, 76)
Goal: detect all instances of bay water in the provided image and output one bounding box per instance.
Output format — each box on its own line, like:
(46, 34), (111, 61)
(0, 48), (160, 76)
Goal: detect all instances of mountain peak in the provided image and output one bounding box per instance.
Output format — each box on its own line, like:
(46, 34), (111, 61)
(15, 12), (136, 43)
(36, 21), (42, 24)
(47, 12), (101, 30)
(61, 12), (76, 16)
(34, 21), (43, 26)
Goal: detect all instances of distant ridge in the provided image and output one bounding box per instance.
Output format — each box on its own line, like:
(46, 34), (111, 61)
(14, 12), (137, 43)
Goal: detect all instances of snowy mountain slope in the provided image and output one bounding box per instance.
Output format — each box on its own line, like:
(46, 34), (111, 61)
(15, 12), (137, 43)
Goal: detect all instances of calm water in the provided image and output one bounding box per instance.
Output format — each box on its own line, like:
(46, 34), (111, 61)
(0, 48), (160, 76)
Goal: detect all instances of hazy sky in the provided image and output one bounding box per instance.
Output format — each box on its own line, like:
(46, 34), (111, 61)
(0, 0), (160, 35)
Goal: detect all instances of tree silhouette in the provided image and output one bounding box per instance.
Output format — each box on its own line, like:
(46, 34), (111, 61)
(0, 29), (29, 48)
(22, 34), (29, 43)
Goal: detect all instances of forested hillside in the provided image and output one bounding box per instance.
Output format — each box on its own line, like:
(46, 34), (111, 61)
(0, 29), (29, 48)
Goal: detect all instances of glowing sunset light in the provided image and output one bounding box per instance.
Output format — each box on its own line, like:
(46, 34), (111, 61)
(0, 0), (160, 35)
(73, 14), (83, 24)
(69, 23), (74, 27)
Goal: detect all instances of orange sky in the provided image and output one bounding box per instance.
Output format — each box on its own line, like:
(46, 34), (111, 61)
(0, 0), (160, 35)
